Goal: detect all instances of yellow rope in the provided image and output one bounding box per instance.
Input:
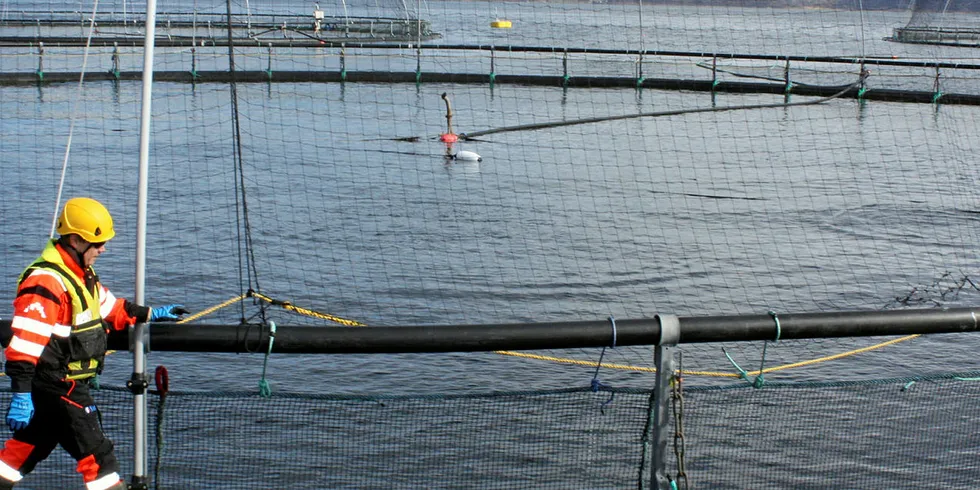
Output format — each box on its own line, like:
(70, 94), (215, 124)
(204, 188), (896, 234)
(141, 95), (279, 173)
(178, 294), (247, 324)
(501, 335), (923, 377)
(248, 291), (366, 326)
(735, 334), (921, 377)
(493, 350), (658, 371)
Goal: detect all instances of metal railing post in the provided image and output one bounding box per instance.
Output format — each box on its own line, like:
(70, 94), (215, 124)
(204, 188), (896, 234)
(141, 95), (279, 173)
(652, 314), (679, 489)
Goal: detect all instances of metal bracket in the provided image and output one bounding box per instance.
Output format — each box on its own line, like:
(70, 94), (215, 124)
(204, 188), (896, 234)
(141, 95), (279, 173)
(126, 372), (149, 395)
(129, 475), (149, 489)
(657, 314), (680, 346)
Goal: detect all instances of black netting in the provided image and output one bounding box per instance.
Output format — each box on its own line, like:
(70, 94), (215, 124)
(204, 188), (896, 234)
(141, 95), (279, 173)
(4, 377), (980, 489)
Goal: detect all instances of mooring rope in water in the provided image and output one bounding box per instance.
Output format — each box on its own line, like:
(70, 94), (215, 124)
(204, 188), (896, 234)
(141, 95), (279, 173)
(461, 79), (864, 140)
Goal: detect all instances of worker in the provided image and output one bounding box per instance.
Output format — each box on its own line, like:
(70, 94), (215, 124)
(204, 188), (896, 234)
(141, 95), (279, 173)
(0, 197), (187, 490)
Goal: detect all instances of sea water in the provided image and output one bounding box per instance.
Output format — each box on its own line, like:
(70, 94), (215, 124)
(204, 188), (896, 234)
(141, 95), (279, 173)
(1, 2), (980, 487)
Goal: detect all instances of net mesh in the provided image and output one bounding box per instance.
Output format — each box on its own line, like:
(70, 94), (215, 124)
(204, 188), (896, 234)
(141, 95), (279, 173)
(5, 373), (980, 489)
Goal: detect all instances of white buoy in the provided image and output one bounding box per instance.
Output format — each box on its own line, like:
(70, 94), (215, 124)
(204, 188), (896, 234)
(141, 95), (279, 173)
(453, 150), (482, 162)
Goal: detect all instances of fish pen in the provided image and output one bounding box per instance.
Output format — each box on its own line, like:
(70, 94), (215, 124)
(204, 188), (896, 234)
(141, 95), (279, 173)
(890, 0), (980, 47)
(2, 0), (980, 488)
(2, 7), (980, 104)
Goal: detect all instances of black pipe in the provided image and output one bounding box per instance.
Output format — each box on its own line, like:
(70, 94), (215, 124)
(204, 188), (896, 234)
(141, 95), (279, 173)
(1, 307), (972, 355)
(678, 308), (980, 343)
(2, 71), (979, 106)
(116, 318), (660, 354)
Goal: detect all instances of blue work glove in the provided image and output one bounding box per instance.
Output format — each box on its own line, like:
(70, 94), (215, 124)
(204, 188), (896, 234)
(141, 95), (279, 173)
(150, 304), (189, 322)
(6, 393), (33, 431)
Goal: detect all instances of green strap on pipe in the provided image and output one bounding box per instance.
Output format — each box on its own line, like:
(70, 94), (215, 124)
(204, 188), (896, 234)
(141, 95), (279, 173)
(258, 321), (276, 398)
(724, 310), (781, 388)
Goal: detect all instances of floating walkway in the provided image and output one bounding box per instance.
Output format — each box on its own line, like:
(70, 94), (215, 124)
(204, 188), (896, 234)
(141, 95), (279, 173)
(2, 68), (979, 106)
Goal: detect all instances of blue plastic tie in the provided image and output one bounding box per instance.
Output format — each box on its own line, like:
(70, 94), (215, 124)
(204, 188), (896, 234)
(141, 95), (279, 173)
(589, 316), (619, 413)
(724, 310), (781, 388)
(609, 315), (618, 348)
(768, 310), (782, 342)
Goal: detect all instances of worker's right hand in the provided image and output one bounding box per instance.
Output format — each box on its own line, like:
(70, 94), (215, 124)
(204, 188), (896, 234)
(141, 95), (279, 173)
(150, 304), (190, 322)
(6, 392), (33, 431)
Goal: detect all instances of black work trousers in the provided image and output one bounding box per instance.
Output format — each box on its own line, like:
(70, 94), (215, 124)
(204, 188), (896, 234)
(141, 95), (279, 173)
(9, 379), (118, 479)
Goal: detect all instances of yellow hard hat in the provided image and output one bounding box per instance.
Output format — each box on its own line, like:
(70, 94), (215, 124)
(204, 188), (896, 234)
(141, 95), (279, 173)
(56, 197), (116, 243)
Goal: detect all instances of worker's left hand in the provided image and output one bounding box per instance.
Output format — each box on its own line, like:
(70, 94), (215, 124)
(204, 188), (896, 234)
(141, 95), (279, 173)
(150, 304), (190, 322)
(6, 392), (33, 431)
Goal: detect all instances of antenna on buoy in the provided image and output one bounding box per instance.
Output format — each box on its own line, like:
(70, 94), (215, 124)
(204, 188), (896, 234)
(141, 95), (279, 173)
(439, 93), (481, 162)
(441, 92), (454, 137)
(440, 92), (459, 157)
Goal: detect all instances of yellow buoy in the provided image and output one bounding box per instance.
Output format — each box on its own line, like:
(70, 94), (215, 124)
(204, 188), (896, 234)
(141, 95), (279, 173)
(490, 19), (512, 29)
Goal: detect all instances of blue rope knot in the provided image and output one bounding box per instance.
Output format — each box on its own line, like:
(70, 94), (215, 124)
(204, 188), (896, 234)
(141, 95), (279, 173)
(590, 378), (615, 414)
(588, 316), (619, 413)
